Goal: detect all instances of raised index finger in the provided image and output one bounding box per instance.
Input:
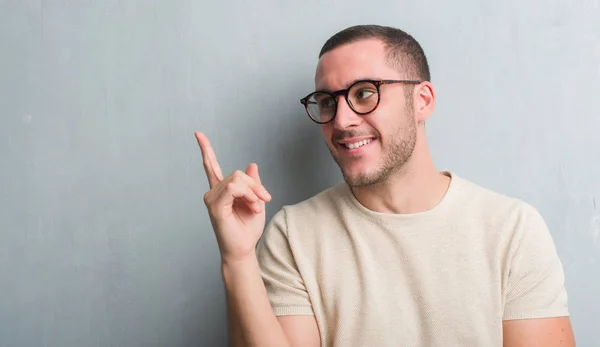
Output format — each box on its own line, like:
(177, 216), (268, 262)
(194, 131), (224, 188)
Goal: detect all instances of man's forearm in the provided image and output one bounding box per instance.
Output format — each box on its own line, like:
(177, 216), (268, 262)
(222, 253), (290, 347)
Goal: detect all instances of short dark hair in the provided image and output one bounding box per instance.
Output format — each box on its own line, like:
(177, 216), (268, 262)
(319, 25), (431, 82)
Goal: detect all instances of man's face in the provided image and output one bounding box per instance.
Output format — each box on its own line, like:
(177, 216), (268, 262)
(315, 39), (417, 187)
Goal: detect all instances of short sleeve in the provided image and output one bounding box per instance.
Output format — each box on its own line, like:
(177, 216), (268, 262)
(503, 204), (570, 320)
(256, 208), (314, 316)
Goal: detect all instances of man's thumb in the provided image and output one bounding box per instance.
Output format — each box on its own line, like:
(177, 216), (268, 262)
(246, 163), (261, 183)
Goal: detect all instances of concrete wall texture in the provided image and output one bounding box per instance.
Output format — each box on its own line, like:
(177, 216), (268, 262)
(1, 0), (598, 346)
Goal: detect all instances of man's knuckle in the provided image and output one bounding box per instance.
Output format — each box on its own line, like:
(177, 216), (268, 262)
(203, 191), (212, 204)
(232, 175), (245, 185)
(225, 181), (238, 193)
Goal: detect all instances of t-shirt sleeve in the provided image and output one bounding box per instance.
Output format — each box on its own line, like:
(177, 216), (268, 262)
(502, 204), (570, 320)
(256, 208), (314, 316)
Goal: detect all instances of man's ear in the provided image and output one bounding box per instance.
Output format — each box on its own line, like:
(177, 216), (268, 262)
(414, 81), (435, 123)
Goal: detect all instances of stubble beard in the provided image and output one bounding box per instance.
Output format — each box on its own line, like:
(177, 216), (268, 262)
(330, 109), (417, 188)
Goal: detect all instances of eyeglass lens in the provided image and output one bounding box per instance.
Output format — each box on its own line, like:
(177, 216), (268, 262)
(305, 81), (380, 123)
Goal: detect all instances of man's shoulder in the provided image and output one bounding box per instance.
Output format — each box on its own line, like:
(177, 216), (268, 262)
(283, 182), (349, 213)
(266, 182), (349, 232)
(454, 174), (518, 204)
(452, 173), (543, 225)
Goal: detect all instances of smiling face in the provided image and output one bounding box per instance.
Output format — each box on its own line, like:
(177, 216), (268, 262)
(315, 39), (418, 187)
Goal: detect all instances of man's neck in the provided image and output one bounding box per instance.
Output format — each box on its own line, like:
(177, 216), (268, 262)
(350, 158), (451, 215)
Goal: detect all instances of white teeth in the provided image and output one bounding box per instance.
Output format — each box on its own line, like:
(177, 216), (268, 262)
(345, 139), (373, 149)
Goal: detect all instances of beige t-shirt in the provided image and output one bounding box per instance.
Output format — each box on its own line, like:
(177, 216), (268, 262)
(256, 172), (569, 347)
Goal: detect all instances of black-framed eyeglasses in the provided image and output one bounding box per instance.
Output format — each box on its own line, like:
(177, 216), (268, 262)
(300, 79), (421, 124)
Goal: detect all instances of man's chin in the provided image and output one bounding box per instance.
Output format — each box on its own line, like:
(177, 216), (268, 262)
(340, 162), (400, 188)
(334, 156), (381, 186)
(341, 169), (378, 188)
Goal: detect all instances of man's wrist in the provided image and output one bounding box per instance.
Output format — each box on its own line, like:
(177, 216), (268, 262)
(221, 252), (260, 286)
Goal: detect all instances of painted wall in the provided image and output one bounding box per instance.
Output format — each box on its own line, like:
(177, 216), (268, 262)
(1, 0), (598, 346)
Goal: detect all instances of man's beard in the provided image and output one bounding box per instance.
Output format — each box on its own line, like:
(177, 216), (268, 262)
(329, 110), (417, 188)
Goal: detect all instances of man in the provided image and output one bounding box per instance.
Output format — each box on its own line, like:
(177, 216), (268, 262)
(196, 25), (575, 347)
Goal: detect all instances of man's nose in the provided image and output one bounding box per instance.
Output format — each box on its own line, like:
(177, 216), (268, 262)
(333, 96), (362, 130)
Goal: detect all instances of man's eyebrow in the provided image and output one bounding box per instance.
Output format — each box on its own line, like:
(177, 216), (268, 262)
(317, 77), (377, 93)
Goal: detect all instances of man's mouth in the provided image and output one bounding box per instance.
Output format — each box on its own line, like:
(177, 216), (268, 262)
(342, 138), (374, 149)
(335, 136), (377, 152)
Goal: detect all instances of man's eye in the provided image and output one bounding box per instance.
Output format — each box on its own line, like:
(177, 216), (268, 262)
(355, 89), (375, 100)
